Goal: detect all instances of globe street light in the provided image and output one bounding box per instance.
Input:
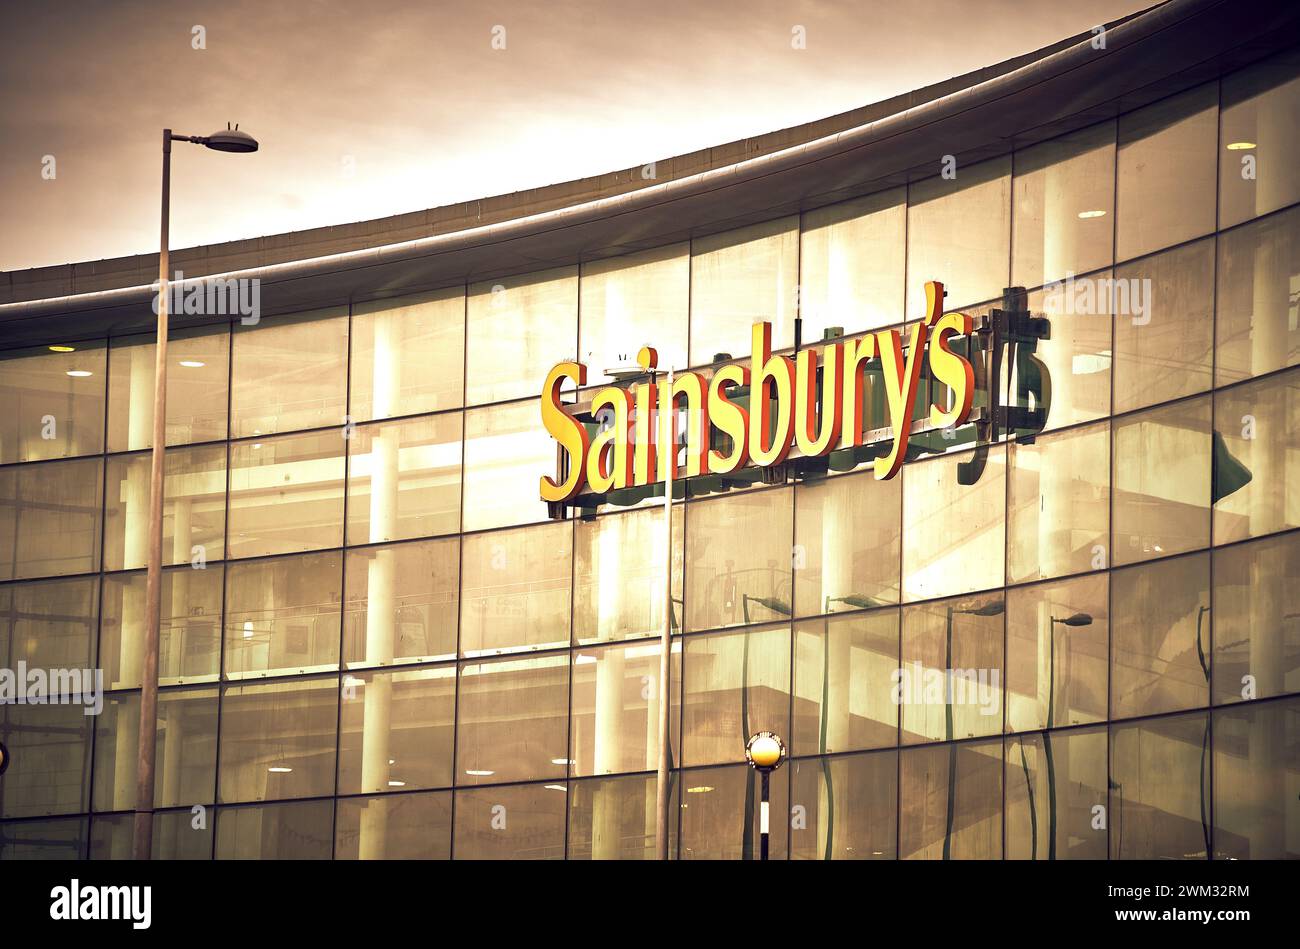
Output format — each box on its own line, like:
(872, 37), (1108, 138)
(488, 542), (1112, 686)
(135, 124), (259, 861)
(745, 731), (786, 861)
(0, 739), (9, 776)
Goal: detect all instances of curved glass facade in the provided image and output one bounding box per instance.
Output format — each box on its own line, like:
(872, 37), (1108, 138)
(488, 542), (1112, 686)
(1, 50), (1298, 860)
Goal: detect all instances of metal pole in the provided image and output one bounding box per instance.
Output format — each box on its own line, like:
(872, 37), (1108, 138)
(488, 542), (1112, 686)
(760, 769), (771, 861)
(655, 368), (674, 859)
(133, 128), (171, 860)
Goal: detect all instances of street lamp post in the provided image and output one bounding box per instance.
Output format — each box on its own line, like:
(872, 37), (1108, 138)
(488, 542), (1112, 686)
(134, 125), (258, 861)
(1043, 611), (1092, 860)
(745, 731), (786, 860)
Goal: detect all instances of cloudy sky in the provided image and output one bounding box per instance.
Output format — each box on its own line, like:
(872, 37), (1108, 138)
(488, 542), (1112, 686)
(0, 0), (1152, 272)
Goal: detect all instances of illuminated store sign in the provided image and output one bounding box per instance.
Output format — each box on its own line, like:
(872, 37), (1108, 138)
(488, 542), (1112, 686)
(539, 280), (992, 505)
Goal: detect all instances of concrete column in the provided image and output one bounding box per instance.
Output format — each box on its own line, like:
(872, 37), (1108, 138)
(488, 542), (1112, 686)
(358, 311), (401, 859)
(1042, 161), (1081, 287)
(816, 479), (853, 856)
(592, 522), (625, 859)
(160, 700), (183, 806)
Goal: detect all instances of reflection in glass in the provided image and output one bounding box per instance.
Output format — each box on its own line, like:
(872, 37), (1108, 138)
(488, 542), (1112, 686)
(1215, 204), (1300, 385)
(0, 456), (103, 581)
(1007, 422), (1109, 583)
(569, 773), (672, 860)
(89, 810), (212, 860)
(1213, 367), (1299, 545)
(0, 342), (105, 464)
(218, 677), (338, 803)
(0, 575), (97, 672)
(215, 800), (334, 859)
(102, 444), (226, 571)
(573, 505), (683, 643)
(338, 666), (454, 796)
(1212, 697), (1298, 859)
(800, 190), (905, 337)
(460, 521), (571, 655)
(685, 488), (793, 632)
(1112, 395), (1211, 565)
(227, 429), (345, 559)
(101, 565), (222, 688)
(223, 552), (341, 679)
(682, 624), (790, 766)
(792, 610), (898, 754)
(1212, 533), (1300, 705)
(570, 639), (680, 777)
(900, 594), (1003, 744)
(1006, 727), (1107, 859)
(453, 783), (566, 859)
(462, 400), (555, 532)
(334, 791), (452, 859)
(793, 470), (900, 616)
(0, 817), (86, 860)
(689, 217), (798, 365)
(678, 763), (789, 860)
(789, 750), (896, 859)
(1006, 573), (1108, 732)
(1110, 711), (1209, 859)
(0, 703), (91, 818)
(456, 653), (568, 785)
(1012, 122), (1116, 288)
(907, 157), (1010, 315)
(343, 537), (458, 667)
(466, 267), (577, 405)
(1116, 84), (1217, 262)
(899, 738), (1002, 859)
(350, 288), (465, 420)
(231, 308), (348, 438)
(107, 328), (229, 451)
(1025, 274), (1113, 431)
(1218, 52), (1300, 228)
(345, 413), (461, 544)
(1111, 553), (1210, 719)
(579, 244), (688, 384)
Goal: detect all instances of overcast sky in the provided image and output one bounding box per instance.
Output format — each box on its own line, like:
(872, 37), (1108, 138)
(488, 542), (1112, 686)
(0, 0), (1152, 272)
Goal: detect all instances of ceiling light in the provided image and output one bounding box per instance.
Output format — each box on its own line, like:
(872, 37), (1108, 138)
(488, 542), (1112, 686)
(1077, 210), (1106, 219)
(48, 345), (75, 353)
(1226, 141), (1256, 150)
(268, 766), (292, 773)
(686, 785), (714, 794)
(66, 370), (92, 377)
(465, 769), (495, 777)
(178, 359), (205, 368)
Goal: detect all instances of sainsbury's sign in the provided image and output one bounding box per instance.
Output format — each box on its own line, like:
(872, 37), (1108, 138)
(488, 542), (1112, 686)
(539, 280), (982, 504)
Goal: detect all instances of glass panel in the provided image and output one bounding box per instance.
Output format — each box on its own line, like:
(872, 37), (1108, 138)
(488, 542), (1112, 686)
(1112, 395), (1211, 565)
(682, 624), (790, 766)
(0, 575), (96, 672)
(466, 267), (577, 406)
(89, 809), (211, 860)
(678, 763), (789, 860)
(1012, 122), (1116, 288)
(1005, 726), (1107, 859)
(100, 564), (222, 689)
(227, 428), (345, 559)
(343, 537), (458, 668)
(1212, 532), (1300, 704)
(460, 521), (571, 656)
(223, 551), (342, 680)
(793, 470), (900, 617)
(453, 783), (567, 859)
(334, 791), (452, 859)
(1026, 273), (1113, 430)
(1116, 83), (1218, 262)
(1212, 696), (1299, 859)
(898, 738), (1002, 859)
(1007, 422), (1110, 583)
(579, 244), (688, 385)
(0, 456), (102, 581)
(689, 217), (798, 365)
(900, 593), (1004, 744)
(103, 443), (226, 571)
(789, 750), (897, 859)
(345, 413), (461, 545)
(800, 189), (906, 337)
(568, 773), (672, 860)
(1215, 203), (1300, 385)
(792, 610), (898, 754)
(230, 308), (347, 438)
(1111, 552), (1210, 720)
(338, 665), (455, 793)
(1006, 573), (1109, 732)
(573, 505), (683, 644)
(217, 676), (338, 803)
(1110, 711), (1209, 859)
(685, 488), (793, 633)
(0, 817), (87, 859)
(0, 703), (91, 818)
(901, 446), (1006, 602)
(0, 341), (105, 464)
(91, 687), (218, 811)
(907, 156), (1011, 316)
(215, 800), (334, 859)
(1219, 51), (1300, 228)
(1213, 367), (1300, 544)
(570, 639), (680, 777)
(350, 288), (465, 420)
(456, 653), (568, 785)
(107, 327), (229, 450)
(462, 399), (555, 532)
(1113, 238), (1215, 413)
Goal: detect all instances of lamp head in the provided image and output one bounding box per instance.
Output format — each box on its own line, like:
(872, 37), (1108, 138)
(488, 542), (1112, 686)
(745, 732), (786, 771)
(0, 739), (9, 776)
(1059, 612), (1094, 627)
(205, 123), (258, 153)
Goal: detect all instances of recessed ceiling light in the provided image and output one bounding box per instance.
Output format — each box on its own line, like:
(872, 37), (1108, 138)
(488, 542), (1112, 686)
(268, 766), (292, 773)
(48, 345), (75, 353)
(543, 784), (566, 791)
(1226, 141), (1256, 150)
(686, 785), (714, 794)
(1077, 210), (1107, 219)
(178, 359), (206, 368)
(465, 769), (495, 777)
(66, 370), (93, 378)
(551, 758), (572, 766)
(388, 780), (405, 788)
